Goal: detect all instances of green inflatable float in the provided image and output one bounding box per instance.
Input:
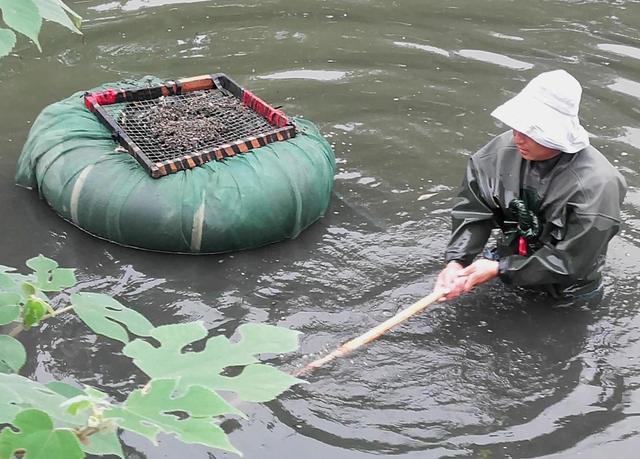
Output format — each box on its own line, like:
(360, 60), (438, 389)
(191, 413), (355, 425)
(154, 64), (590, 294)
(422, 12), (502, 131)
(15, 74), (335, 253)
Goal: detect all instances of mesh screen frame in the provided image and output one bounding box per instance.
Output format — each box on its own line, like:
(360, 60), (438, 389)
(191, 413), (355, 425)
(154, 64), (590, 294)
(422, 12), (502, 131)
(84, 73), (297, 178)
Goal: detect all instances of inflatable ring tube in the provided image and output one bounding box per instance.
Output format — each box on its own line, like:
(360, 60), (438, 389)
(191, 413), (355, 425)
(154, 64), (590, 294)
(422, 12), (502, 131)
(15, 78), (336, 254)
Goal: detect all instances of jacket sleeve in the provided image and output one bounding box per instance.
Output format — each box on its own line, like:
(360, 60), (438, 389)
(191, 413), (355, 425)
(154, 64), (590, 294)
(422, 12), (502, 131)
(444, 157), (495, 267)
(498, 203), (621, 286)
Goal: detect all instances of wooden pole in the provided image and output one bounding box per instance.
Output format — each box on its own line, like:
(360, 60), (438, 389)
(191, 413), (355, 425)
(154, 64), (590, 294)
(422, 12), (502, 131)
(294, 289), (447, 376)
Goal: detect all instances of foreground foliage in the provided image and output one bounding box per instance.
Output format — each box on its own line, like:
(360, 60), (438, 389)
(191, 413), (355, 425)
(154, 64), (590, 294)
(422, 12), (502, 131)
(0, 0), (82, 58)
(0, 256), (303, 458)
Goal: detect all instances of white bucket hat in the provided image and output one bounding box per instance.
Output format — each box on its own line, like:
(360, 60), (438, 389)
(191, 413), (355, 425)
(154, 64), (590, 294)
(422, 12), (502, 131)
(491, 70), (590, 153)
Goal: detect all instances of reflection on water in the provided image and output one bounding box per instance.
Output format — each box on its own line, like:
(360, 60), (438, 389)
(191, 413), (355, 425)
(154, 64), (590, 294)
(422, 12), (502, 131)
(393, 41), (451, 57)
(598, 43), (640, 60)
(614, 127), (640, 150)
(608, 77), (640, 100)
(91, 0), (214, 12)
(260, 70), (347, 81)
(489, 32), (524, 42)
(1, 0), (640, 458)
(457, 49), (534, 70)
(277, 274), (631, 456)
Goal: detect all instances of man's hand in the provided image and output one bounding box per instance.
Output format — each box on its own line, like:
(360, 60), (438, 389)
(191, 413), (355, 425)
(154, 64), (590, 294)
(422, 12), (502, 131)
(435, 259), (499, 302)
(435, 261), (467, 302)
(459, 259), (499, 292)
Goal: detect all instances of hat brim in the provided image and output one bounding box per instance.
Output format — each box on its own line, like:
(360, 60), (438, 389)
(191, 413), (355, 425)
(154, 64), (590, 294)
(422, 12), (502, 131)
(491, 93), (590, 153)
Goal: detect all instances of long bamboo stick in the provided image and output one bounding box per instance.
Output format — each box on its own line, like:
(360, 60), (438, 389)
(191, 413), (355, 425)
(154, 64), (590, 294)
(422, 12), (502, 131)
(294, 289), (447, 376)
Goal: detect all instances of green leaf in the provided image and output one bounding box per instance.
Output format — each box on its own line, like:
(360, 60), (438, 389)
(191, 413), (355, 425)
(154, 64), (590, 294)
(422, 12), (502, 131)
(0, 361), (11, 374)
(25, 255), (60, 273)
(27, 381), (123, 458)
(61, 389), (108, 416)
(0, 374), (111, 457)
(83, 387), (108, 400)
(0, 293), (21, 306)
(208, 363), (303, 403)
(22, 296), (48, 328)
(123, 321), (303, 401)
(234, 323), (301, 355)
(32, 0), (81, 34)
(21, 282), (36, 296)
(25, 255), (58, 273)
(0, 28), (15, 58)
(0, 409), (84, 459)
(26, 255), (76, 292)
(0, 374), (78, 425)
(62, 397), (92, 416)
(0, 376), (121, 458)
(0, 293), (21, 325)
(105, 379), (240, 454)
(0, 272), (17, 290)
(123, 322), (255, 390)
(0, 292), (21, 304)
(46, 381), (85, 399)
(46, 269), (76, 291)
(81, 429), (123, 459)
(71, 293), (154, 344)
(0, 336), (26, 374)
(0, 304), (20, 325)
(56, 0), (81, 30)
(0, 0), (42, 51)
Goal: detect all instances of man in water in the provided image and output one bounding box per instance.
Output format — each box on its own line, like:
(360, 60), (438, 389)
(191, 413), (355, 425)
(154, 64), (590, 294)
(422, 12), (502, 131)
(435, 70), (627, 302)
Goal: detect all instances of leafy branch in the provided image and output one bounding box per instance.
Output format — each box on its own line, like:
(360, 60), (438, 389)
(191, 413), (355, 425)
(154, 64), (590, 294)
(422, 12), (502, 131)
(0, 0), (82, 58)
(0, 256), (303, 458)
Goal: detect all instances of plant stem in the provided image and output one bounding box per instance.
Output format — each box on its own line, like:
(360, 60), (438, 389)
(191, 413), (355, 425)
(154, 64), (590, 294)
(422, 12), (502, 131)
(75, 425), (101, 444)
(9, 324), (23, 338)
(47, 305), (75, 318)
(8, 305), (75, 337)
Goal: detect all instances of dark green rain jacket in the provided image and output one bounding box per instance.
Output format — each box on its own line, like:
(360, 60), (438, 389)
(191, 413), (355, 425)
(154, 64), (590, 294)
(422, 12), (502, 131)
(445, 131), (627, 298)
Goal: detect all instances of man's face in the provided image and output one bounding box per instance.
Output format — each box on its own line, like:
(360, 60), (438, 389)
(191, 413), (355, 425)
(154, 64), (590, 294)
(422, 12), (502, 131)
(512, 130), (561, 161)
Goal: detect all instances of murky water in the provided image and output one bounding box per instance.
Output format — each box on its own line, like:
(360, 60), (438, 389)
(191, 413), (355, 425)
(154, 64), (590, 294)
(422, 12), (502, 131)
(2, 0), (640, 457)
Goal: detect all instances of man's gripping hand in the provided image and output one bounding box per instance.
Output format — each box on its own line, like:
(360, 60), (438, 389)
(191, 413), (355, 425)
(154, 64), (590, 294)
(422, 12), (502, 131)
(459, 259), (499, 293)
(435, 261), (467, 302)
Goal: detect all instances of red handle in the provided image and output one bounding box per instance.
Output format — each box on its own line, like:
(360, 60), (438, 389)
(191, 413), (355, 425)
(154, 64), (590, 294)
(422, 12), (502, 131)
(518, 236), (528, 256)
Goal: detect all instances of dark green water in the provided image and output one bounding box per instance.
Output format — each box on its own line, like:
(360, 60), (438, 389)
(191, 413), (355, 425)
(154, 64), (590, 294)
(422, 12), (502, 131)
(1, 1), (640, 457)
